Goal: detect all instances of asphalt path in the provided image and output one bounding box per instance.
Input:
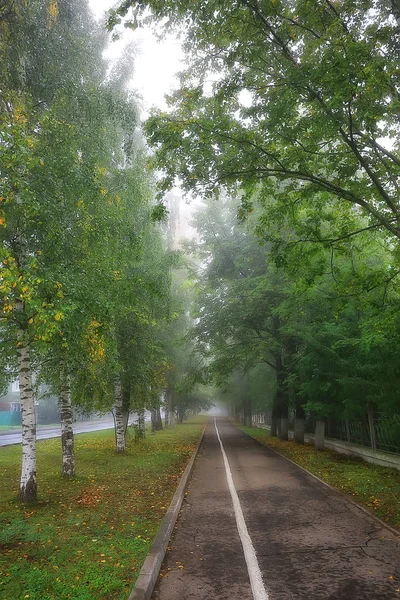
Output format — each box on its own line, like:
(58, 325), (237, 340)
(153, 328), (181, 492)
(0, 418), (115, 447)
(153, 418), (400, 600)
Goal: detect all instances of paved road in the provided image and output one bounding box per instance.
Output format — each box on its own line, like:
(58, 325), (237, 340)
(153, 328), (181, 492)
(153, 418), (400, 600)
(0, 418), (115, 447)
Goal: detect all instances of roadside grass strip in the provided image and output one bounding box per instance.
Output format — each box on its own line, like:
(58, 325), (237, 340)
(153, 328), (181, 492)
(240, 426), (400, 531)
(0, 418), (206, 600)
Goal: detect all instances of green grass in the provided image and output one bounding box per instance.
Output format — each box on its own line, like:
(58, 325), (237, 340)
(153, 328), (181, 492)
(240, 426), (400, 531)
(0, 417), (206, 600)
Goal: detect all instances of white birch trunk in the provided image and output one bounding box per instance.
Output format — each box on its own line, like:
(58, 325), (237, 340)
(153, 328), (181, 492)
(17, 336), (37, 502)
(59, 368), (75, 477)
(114, 377), (125, 452)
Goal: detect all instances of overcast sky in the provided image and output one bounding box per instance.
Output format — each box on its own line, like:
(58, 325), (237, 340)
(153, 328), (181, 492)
(88, 0), (183, 113)
(87, 0), (196, 242)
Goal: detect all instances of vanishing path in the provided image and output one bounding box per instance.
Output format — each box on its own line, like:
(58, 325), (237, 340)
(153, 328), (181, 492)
(0, 418), (115, 447)
(153, 418), (400, 600)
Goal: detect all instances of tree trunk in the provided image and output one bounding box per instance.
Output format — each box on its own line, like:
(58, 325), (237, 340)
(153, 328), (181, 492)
(17, 337), (37, 502)
(167, 388), (176, 426)
(280, 417), (289, 440)
(294, 399), (305, 444)
(156, 406), (163, 430)
(151, 408), (157, 432)
(294, 418), (305, 444)
(277, 389), (289, 441)
(122, 382), (130, 438)
(315, 419), (325, 451)
(59, 366), (75, 477)
(177, 407), (185, 424)
(270, 401), (279, 437)
(164, 395), (169, 428)
(138, 408), (146, 437)
(244, 397), (252, 427)
(113, 377), (125, 452)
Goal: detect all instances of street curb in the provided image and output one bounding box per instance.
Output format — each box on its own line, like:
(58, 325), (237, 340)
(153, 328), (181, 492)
(127, 425), (206, 600)
(238, 425), (400, 539)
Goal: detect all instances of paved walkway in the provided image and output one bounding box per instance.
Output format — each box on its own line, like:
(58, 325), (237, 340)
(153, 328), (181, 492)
(153, 418), (400, 600)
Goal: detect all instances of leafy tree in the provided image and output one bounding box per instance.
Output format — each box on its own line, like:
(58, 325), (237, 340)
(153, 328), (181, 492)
(189, 190), (400, 447)
(111, 0), (400, 245)
(0, 0), (163, 494)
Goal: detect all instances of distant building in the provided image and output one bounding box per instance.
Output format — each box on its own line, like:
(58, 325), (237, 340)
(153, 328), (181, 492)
(0, 380), (22, 426)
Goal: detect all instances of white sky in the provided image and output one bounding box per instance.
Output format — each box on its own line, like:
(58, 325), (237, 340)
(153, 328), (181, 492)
(88, 0), (196, 242)
(88, 0), (183, 114)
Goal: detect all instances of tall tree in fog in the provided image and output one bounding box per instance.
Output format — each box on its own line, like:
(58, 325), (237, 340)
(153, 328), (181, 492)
(0, 0), (108, 498)
(0, 0), (161, 494)
(111, 0), (400, 244)
(191, 193), (400, 444)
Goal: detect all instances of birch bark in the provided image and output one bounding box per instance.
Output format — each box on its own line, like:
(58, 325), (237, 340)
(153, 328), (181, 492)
(114, 377), (126, 452)
(59, 366), (75, 477)
(17, 327), (37, 502)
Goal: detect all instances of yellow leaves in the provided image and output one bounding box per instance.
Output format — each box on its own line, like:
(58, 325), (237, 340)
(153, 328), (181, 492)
(0, 217), (6, 226)
(96, 167), (107, 177)
(85, 321), (106, 364)
(54, 312), (63, 321)
(26, 138), (34, 148)
(112, 270), (120, 281)
(13, 107), (28, 124)
(47, 0), (59, 26)
(100, 188), (108, 196)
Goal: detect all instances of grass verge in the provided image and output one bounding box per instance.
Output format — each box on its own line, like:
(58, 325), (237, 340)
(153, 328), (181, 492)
(240, 426), (400, 531)
(0, 417), (206, 600)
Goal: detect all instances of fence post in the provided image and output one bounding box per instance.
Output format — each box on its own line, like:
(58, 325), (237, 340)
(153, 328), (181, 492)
(367, 405), (377, 450)
(345, 419), (351, 444)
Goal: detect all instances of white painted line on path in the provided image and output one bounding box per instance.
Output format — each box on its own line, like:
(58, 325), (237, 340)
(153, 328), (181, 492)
(214, 418), (269, 600)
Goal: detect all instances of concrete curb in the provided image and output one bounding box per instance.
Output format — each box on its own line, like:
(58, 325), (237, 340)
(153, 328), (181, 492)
(239, 426), (400, 539)
(128, 425), (206, 600)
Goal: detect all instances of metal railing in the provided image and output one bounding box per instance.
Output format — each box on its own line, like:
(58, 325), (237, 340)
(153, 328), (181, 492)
(252, 410), (400, 455)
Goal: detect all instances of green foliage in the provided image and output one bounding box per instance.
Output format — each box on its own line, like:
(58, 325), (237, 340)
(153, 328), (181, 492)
(0, 420), (205, 599)
(189, 191), (400, 421)
(126, 0), (400, 242)
(0, 0), (178, 427)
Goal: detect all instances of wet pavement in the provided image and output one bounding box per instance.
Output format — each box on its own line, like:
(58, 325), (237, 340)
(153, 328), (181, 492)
(153, 418), (400, 600)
